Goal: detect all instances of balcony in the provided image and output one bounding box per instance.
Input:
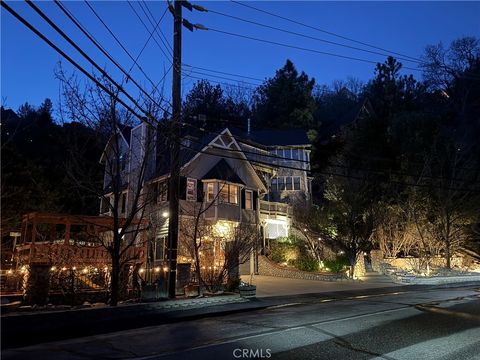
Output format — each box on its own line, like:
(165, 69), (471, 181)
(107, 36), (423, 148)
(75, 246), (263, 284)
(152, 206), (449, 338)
(259, 200), (292, 220)
(16, 242), (146, 266)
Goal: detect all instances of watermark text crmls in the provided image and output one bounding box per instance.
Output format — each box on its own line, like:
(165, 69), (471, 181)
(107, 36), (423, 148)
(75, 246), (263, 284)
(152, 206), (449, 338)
(233, 348), (272, 358)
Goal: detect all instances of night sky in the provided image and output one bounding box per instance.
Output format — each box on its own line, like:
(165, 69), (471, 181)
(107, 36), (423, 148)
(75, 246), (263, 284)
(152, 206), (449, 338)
(2, 1), (479, 114)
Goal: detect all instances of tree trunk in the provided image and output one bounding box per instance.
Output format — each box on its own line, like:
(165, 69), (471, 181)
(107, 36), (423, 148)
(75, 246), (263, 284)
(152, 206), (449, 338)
(445, 240), (451, 269)
(110, 254), (120, 306)
(194, 245), (203, 296)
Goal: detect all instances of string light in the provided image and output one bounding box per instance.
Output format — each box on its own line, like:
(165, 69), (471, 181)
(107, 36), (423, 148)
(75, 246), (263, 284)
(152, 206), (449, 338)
(82, 268), (88, 274)
(72, 266), (77, 271)
(61, 267), (67, 271)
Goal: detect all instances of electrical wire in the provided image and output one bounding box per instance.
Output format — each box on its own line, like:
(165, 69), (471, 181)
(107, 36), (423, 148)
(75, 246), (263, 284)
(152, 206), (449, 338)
(207, 6), (422, 65)
(230, 0), (423, 63)
(54, 0), (170, 114)
(1, 1), (154, 126)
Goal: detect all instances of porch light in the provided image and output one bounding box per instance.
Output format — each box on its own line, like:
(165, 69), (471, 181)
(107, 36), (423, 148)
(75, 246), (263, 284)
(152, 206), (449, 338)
(162, 211), (169, 218)
(7, 269), (13, 274)
(155, 267), (160, 272)
(50, 266), (56, 272)
(163, 267), (168, 272)
(139, 268), (145, 273)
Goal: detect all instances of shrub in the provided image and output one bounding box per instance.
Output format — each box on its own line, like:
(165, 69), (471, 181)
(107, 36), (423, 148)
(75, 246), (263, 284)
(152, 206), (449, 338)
(269, 240), (298, 263)
(293, 256), (319, 272)
(323, 255), (350, 273)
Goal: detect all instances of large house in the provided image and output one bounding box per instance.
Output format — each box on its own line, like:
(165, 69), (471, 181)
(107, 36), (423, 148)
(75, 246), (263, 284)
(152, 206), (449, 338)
(100, 123), (312, 275)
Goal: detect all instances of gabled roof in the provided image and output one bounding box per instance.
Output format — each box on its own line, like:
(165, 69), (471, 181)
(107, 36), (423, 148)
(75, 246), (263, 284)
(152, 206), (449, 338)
(202, 159), (245, 185)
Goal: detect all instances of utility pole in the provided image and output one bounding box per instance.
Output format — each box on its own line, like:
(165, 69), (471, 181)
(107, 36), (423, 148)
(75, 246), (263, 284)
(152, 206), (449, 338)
(167, 0), (182, 299)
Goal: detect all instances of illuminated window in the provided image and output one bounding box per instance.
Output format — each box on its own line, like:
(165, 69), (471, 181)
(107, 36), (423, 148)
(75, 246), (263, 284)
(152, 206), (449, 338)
(219, 184), (229, 203)
(229, 185), (238, 204)
(206, 182), (215, 202)
(219, 183), (238, 205)
(245, 190), (253, 210)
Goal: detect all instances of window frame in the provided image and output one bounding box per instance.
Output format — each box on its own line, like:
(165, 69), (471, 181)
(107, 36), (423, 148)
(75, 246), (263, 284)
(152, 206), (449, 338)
(186, 178), (197, 201)
(245, 190), (253, 210)
(206, 182), (215, 202)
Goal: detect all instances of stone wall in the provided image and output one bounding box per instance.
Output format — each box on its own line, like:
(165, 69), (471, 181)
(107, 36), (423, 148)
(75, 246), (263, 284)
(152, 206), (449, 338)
(378, 262), (480, 285)
(383, 256), (464, 271)
(258, 256), (349, 282)
(370, 250), (383, 272)
(354, 254), (366, 278)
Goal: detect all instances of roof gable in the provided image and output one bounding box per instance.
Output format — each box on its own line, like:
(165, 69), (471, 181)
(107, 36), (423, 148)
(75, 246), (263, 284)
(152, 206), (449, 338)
(202, 159), (245, 185)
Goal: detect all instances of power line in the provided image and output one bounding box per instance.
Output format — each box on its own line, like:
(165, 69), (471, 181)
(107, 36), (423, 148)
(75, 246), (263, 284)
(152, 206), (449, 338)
(205, 27), (411, 69)
(182, 64), (264, 82)
(184, 69), (261, 87)
(230, 0), (422, 63)
(84, 0), (173, 105)
(183, 74), (257, 91)
(126, 0), (172, 61)
(26, 1), (160, 120)
(127, 4), (169, 77)
(1, 1), (153, 126)
(141, 0), (174, 54)
(54, 0), (170, 115)
(206, 6), (422, 65)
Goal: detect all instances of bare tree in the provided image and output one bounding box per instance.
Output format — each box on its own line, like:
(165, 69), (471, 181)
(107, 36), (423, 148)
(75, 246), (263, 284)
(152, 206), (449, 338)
(56, 66), (167, 305)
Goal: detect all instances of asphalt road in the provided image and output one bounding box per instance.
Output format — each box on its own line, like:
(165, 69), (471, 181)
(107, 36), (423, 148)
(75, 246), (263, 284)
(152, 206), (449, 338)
(3, 285), (480, 360)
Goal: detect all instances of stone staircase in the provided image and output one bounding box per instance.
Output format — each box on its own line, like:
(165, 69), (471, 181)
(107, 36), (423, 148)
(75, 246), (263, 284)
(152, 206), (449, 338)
(361, 271), (394, 284)
(362, 261), (394, 283)
(77, 274), (103, 290)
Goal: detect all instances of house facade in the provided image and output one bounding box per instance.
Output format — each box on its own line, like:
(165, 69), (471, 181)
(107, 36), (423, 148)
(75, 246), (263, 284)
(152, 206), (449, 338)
(100, 124), (312, 275)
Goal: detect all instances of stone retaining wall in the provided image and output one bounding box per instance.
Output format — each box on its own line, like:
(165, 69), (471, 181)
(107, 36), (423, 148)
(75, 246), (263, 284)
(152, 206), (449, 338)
(258, 256), (349, 282)
(378, 262), (480, 285)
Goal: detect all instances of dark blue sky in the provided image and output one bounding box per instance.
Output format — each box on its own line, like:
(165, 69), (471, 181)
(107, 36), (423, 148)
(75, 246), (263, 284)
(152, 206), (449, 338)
(2, 1), (479, 114)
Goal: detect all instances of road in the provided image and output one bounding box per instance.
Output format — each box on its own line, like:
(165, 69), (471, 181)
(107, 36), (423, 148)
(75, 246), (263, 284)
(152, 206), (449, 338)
(3, 285), (480, 360)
